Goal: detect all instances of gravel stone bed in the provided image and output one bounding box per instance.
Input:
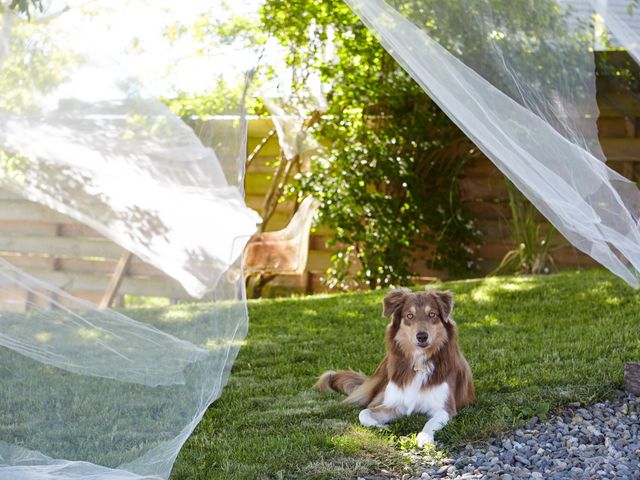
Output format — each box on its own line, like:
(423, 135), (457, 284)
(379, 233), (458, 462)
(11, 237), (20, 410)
(364, 392), (639, 480)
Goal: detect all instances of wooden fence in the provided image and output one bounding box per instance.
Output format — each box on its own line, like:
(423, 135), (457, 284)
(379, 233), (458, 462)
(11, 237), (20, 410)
(245, 133), (640, 295)
(1, 56), (639, 300)
(249, 54), (640, 294)
(0, 188), (189, 305)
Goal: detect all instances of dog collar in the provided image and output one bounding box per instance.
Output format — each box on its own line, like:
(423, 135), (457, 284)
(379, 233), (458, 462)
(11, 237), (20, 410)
(413, 356), (431, 373)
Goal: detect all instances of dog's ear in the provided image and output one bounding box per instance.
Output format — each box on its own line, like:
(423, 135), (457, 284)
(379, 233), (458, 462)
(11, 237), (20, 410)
(434, 290), (454, 323)
(383, 288), (410, 317)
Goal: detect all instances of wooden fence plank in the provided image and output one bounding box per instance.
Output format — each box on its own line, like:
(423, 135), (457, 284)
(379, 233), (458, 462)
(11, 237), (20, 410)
(598, 117), (632, 138)
(0, 113), (635, 301)
(0, 289), (30, 313)
(0, 200), (71, 222)
(60, 258), (164, 277)
(0, 254), (56, 270)
(306, 250), (332, 272)
(601, 137), (640, 161)
(245, 173), (274, 195)
(0, 221), (60, 236)
(598, 93), (640, 117)
(247, 118), (276, 137)
(0, 236), (122, 259)
(0, 189), (24, 201)
(17, 268), (188, 298)
(2, 254), (165, 278)
(460, 177), (508, 201)
(58, 224), (101, 238)
(464, 201), (510, 220)
(247, 156), (281, 174)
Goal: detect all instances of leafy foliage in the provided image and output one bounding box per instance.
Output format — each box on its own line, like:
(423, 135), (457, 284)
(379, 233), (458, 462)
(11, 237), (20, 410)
(261, 0), (480, 289)
(0, 5), (80, 114)
(162, 79), (265, 119)
(160, 7), (269, 118)
(6, 0), (42, 19)
(492, 181), (555, 276)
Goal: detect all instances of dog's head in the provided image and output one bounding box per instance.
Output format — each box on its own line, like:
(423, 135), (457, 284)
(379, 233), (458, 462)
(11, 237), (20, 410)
(383, 287), (454, 356)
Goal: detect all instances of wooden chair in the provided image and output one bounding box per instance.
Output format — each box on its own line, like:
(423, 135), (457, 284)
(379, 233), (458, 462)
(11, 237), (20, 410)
(243, 196), (321, 296)
(99, 196), (321, 307)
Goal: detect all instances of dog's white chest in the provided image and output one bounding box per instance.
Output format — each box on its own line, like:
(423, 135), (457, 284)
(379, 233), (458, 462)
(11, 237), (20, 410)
(383, 372), (449, 416)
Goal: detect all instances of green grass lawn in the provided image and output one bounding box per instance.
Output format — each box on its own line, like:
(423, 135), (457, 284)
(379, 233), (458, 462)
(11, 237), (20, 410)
(167, 270), (640, 479)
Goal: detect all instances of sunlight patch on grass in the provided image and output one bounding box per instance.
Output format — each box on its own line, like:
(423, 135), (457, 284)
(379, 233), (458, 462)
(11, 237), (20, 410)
(464, 314), (502, 329)
(604, 296), (623, 305)
(331, 425), (391, 455)
(262, 406), (326, 418)
(34, 331), (52, 343)
(503, 376), (525, 389)
(204, 338), (245, 350)
(161, 308), (197, 322)
(468, 277), (538, 304)
(76, 327), (105, 340)
(124, 295), (171, 308)
(469, 284), (494, 303)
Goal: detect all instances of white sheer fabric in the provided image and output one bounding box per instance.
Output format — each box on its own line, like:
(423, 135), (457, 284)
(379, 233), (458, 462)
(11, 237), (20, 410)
(592, 0), (640, 64)
(0, 1), (258, 479)
(3, 0), (640, 477)
(262, 96), (321, 160)
(257, 39), (328, 160)
(0, 257), (248, 479)
(344, 0), (640, 287)
(0, 7), (260, 299)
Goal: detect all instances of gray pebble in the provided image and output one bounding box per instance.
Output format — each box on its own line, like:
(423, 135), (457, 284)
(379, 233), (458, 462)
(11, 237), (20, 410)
(435, 465), (449, 475)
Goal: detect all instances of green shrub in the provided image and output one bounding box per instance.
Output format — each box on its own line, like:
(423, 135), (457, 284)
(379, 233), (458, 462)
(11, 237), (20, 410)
(261, 0), (480, 289)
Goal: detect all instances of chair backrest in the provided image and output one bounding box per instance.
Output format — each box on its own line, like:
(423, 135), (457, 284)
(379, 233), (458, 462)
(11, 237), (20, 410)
(279, 195), (321, 240)
(243, 196), (321, 275)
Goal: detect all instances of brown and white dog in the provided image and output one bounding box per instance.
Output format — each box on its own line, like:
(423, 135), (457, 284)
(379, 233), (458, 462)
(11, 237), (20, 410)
(316, 288), (475, 447)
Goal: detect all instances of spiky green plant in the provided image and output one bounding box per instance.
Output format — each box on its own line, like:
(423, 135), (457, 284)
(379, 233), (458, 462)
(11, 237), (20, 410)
(492, 180), (555, 275)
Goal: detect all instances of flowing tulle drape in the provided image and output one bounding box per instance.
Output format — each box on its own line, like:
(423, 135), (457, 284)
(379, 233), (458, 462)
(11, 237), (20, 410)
(344, 0), (640, 287)
(0, 2), (258, 478)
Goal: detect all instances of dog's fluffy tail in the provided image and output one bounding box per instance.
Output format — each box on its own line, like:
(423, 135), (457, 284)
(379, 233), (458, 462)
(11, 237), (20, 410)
(316, 368), (387, 406)
(315, 370), (367, 396)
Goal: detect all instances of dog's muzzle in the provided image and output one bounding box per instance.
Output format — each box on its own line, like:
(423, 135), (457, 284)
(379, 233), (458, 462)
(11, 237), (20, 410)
(416, 331), (429, 348)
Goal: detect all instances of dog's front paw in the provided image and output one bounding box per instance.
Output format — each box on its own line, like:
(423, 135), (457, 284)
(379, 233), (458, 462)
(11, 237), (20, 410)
(416, 431), (435, 448)
(358, 409), (382, 428)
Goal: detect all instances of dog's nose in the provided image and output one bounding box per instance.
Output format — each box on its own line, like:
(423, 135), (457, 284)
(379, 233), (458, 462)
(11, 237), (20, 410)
(416, 331), (429, 344)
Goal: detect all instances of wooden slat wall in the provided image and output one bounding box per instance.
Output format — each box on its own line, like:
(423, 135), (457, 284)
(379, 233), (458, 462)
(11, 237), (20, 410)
(1, 63), (639, 300)
(0, 188), (188, 304)
(251, 63), (640, 294)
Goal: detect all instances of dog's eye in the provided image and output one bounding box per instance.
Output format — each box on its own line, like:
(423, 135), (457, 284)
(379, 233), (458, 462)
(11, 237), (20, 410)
(428, 312), (436, 318)
(406, 313), (414, 320)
